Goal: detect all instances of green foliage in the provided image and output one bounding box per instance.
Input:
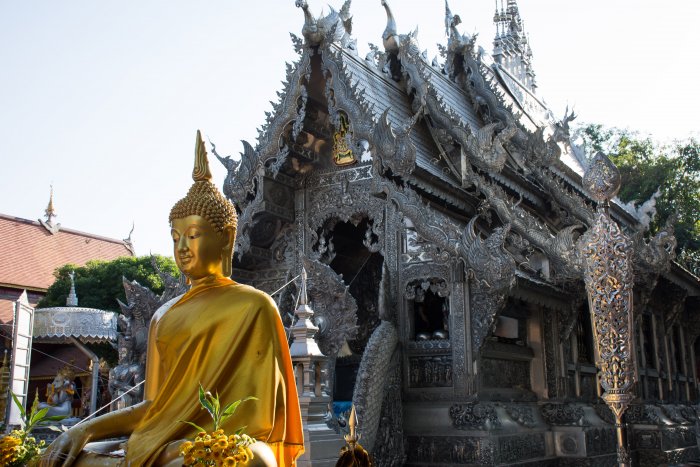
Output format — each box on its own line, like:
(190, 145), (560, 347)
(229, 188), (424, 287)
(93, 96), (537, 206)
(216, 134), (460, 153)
(38, 255), (179, 312)
(181, 384), (257, 432)
(0, 391), (66, 466)
(577, 124), (700, 273)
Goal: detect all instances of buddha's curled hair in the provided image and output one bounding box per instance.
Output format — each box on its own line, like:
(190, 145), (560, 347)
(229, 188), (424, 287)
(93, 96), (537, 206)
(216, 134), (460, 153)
(169, 180), (237, 234)
(169, 130), (237, 234)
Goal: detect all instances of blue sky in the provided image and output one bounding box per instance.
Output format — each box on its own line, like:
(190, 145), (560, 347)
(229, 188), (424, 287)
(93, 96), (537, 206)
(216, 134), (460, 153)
(1, 0), (698, 257)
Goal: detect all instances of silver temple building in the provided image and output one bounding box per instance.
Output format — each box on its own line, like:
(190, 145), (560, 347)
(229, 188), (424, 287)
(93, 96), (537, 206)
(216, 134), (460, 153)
(212, 1), (700, 465)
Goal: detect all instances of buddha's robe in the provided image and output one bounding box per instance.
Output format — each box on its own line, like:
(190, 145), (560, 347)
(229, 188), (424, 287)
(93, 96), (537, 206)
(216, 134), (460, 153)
(125, 278), (304, 466)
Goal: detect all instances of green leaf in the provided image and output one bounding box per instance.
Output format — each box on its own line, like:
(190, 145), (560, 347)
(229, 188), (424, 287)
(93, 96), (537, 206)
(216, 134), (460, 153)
(43, 415), (68, 422)
(213, 391), (220, 418)
(220, 396), (257, 424)
(46, 425), (66, 433)
(179, 420), (207, 434)
(235, 426), (248, 435)
(28, 407), (50, 428)
(198, 384), (214, 419)
(10, 391), (27, 421)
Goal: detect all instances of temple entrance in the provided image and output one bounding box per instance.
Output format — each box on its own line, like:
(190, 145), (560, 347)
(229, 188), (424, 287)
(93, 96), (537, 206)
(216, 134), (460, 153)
(322, 218), (383, 404)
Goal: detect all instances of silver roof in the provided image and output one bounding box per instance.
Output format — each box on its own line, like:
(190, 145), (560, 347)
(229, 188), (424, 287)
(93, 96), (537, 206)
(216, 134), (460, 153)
(33, 307), (117, 343)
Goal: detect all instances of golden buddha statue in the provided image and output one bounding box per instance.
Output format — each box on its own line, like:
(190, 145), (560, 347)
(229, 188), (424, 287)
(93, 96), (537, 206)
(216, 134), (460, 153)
(41, 131), (304, 467)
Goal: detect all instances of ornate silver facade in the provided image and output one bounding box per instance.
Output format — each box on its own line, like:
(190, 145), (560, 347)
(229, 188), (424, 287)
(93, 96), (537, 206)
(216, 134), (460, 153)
(213, 1), (700, 465)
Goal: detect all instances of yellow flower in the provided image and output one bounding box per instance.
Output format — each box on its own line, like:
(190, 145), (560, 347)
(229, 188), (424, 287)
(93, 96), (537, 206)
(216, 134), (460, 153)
(198, 431), (207, 437)
(194, 439), (205, 449)
(223, 457), (237, 466)
(180, 441), (194, 455)
(235, 449), (250, 463)
(216, 438), (229, 450)
(193, 447), (207, 458)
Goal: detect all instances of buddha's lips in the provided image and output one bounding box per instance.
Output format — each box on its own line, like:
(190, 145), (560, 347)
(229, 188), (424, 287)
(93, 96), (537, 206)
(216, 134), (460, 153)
(179, 255), (193, 264)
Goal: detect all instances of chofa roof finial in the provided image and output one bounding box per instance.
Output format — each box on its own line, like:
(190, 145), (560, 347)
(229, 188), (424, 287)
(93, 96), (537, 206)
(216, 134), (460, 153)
(45, 185), (56, 225)
(444, 0), (461, 38)
(381, 0), (399, 53)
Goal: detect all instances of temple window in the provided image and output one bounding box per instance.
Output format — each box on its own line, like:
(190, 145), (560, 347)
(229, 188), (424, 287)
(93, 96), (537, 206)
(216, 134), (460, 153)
(493, 305), (528, 346)
(405, 280), (450, 340)
(567, 307), (598, 401)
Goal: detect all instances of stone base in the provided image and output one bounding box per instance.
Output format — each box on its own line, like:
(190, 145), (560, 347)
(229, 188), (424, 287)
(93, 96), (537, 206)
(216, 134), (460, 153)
(558, 454), (617, 467)
(296, 422), (345, 467)
(636, 446), (700, 467)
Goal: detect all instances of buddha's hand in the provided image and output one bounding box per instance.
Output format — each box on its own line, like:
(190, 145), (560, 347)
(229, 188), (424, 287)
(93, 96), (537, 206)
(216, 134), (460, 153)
(39, 424), (91, 467)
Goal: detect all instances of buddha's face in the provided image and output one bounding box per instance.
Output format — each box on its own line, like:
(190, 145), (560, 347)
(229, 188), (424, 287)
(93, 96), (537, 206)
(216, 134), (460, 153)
(171, 215), (227, 281)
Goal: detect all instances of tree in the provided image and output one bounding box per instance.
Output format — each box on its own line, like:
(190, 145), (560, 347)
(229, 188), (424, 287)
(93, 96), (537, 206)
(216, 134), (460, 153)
(576, 124), (700, 274)
(38, 255), (179, 312)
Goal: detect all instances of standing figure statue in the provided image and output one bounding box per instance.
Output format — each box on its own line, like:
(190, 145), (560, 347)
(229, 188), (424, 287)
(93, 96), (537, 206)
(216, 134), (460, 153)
(41, 131), (304, 466)
(107, 334), (145, 411)
(39, 366), (76, 418)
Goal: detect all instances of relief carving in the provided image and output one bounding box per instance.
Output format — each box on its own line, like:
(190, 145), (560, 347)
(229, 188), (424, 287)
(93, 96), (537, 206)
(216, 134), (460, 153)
(540, 403), (584, 426)
(449, 402), (501, 430)
(409, 356), (453, 388)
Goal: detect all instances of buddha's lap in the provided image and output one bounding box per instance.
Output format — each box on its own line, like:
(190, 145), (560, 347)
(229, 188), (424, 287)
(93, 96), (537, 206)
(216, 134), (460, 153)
(67, 439), (276, 466)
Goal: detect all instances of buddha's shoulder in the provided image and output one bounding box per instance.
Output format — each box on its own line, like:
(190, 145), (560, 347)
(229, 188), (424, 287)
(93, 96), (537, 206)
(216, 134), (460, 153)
(223, 282), (278, 311)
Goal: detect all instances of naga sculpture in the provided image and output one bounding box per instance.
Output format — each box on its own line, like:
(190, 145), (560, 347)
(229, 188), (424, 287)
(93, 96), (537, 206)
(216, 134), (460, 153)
(371, 109), (419, 179)
(295, 0), (352, 47)
(352, 264), (399, 453)
(460, 215), (516, 354)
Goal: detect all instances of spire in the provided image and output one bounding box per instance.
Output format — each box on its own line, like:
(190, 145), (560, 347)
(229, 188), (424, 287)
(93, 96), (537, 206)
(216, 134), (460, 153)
(66, 271), (79, 307)
(492, 0), (536, 91)
(289, 266), (323, 358)
(299, 266), (308, 306)
(45, 185), (56, 225)
(40, 185), (61, 234)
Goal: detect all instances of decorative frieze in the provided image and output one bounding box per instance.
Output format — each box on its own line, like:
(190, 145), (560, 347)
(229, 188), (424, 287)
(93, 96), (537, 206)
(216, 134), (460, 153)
(540, 403), (584, 426)
(408, 356), (453, 388)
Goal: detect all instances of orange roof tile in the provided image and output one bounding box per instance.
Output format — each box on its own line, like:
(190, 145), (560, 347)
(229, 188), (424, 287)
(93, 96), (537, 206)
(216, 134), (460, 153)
(0, 298), (14, 327)
(0, 213), (133, 292)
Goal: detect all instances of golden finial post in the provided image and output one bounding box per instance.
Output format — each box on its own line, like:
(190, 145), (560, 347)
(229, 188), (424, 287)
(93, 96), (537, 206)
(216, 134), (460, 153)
(345, 404), (359, 449)
(336, 404), (373, 466)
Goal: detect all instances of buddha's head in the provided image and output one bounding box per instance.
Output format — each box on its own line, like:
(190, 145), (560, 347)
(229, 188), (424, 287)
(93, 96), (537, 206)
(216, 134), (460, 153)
(169, 131), (237, 282)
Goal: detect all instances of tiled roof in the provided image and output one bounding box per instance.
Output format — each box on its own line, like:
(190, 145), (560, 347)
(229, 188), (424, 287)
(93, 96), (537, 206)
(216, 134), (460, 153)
(0, 298), (14, 328)
(0, 213), (133, 293)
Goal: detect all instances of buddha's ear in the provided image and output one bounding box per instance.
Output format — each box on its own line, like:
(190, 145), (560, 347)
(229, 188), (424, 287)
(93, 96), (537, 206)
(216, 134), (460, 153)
(221, 225), (235, 278)
(222, 225), (236, 251)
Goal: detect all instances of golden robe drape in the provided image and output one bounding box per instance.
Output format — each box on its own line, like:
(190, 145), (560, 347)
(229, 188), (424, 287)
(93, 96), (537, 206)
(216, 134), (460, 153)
(125, 279), (304, 466)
